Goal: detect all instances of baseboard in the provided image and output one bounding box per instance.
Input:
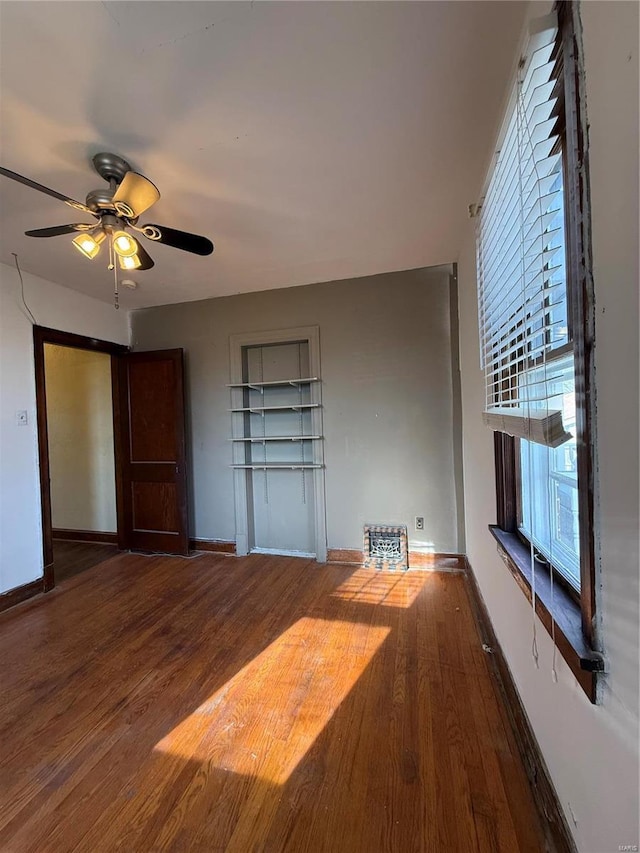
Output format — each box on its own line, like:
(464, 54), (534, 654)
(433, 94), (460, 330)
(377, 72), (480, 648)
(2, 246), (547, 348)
(464, 557), (577, 853)
(0, 579), (44, 613)
(190, 539), (236, 555)
(53, 528), (118, 544)
(326, 548), (362, 565)
(250, 547), (314, 558)
(54, 531), (237, 555)
(408, 551), (465, 570)
(326, 548), (466, 571)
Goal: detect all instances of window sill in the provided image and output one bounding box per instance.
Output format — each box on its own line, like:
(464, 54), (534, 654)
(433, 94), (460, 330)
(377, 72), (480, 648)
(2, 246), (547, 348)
(488, 525), (603, 702)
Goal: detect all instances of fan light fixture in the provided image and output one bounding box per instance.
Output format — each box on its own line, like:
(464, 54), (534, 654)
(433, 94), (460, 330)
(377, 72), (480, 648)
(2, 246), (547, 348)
(72, 229), (106, 259)
(0, 153), (215, 310)
(118, 253), (141, 271)
(112, 230), (138, 257)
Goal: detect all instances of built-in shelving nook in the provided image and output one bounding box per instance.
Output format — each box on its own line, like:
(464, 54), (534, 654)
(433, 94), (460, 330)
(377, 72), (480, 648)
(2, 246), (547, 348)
(229, 327), (326, 560)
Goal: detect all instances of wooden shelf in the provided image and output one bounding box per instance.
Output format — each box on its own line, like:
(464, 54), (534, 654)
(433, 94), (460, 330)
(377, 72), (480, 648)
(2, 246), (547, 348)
(230, 463), (323, 470)
(229, 366), (323, 478)
(227, 377), (319, 389)
(229, 435), (322, 442)
(229, 403), (320, 413)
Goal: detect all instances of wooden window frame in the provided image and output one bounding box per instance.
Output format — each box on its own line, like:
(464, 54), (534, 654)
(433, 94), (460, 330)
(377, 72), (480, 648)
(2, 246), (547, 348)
(491, 2), (602, 702)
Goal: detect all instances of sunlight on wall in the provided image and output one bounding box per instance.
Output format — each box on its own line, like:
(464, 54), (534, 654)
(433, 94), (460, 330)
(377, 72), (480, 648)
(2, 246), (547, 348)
(154, 616), (391, 784)
(410, 540), (436, 552)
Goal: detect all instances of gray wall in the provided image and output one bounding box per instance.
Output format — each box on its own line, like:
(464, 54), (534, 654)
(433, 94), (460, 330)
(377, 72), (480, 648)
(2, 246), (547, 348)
(131, 265), (462, 553)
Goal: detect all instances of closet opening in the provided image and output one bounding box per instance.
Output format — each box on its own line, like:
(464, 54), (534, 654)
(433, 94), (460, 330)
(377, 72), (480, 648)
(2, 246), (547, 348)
(229, 327), (326, 561)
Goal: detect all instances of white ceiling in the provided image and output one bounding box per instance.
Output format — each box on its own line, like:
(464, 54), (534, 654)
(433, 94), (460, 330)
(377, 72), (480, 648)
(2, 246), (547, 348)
(0, 1), (526, 309)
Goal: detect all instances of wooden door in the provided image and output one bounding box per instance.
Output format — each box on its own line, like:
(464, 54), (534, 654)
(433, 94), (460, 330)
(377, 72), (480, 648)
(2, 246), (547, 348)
(115, 349), (189, 554)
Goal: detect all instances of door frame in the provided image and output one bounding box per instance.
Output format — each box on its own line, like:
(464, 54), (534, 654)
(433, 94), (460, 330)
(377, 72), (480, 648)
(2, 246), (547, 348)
(33, 326), (129, 591)
(229, 325), (327, 562)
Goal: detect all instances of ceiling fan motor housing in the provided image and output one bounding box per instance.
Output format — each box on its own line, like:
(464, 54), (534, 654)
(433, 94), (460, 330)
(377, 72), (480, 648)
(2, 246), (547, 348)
(86, 188), (115, 213)
(92, 152), (131, 184)
(100, 213), (126, 234)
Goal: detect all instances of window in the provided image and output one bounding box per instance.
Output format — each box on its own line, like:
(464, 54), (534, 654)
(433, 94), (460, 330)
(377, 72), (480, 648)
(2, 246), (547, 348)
(476, 2), (600, 700)
(519, 352), (580, 590)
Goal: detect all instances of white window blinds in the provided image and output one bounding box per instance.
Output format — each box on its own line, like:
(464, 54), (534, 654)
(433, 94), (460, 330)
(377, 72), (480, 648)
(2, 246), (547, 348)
(477, 13), (572, 449)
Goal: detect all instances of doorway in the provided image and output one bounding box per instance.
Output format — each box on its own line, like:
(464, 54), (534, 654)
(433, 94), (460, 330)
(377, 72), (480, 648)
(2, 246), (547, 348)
(34, 327), (128, 590)
(35, 329), (191, 589)
(44, 343), (119, 582)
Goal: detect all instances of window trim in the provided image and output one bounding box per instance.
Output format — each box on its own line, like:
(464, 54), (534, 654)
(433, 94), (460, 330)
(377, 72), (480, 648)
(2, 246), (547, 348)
(489, 525), (602, 703)
(556, 0), (597, 643)
(491, 2), (600, 701)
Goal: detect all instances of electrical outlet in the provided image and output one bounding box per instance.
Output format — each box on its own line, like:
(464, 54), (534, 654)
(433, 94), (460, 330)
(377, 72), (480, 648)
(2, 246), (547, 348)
(415, 516), (424, 531)
(16, 410), (28, 426)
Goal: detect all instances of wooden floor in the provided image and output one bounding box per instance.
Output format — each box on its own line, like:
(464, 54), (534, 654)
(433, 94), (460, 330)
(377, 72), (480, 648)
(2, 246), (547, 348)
(52, 539), (120, 583)
(0, 553), (548, 852)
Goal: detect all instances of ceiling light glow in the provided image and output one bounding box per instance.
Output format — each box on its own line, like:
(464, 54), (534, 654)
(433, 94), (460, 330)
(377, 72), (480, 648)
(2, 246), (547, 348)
(118, 253), (142, 271)
(112, 230), (138, 257)
(72, 230), (105, 260)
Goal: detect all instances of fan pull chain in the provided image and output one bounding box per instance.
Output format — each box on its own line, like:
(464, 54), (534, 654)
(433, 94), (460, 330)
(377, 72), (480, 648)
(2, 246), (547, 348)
(108, 236), (119, 310)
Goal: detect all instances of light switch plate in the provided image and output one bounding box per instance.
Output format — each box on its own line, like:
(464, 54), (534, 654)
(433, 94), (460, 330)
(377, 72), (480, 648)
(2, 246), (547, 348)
(16, 410), (28, 426)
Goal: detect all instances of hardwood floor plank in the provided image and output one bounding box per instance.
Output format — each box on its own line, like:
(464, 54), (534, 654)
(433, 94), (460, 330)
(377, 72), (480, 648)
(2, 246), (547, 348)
(457, 580), (549, 853)
(69, 558), (325, 853)
(51, 539), (120, 583)
(0, 554), (551, 853)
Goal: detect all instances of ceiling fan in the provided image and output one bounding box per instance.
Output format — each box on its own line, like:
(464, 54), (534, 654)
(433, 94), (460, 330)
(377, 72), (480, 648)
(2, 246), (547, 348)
(0, 152), (214, 303)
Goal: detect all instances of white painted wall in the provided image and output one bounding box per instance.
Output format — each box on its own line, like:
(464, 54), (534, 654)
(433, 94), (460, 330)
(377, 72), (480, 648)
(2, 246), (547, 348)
(131, 266), (463, 555)
(45, 345), (117, 533)
(456, 3), (639, 851)
(0, 263), (129, 593)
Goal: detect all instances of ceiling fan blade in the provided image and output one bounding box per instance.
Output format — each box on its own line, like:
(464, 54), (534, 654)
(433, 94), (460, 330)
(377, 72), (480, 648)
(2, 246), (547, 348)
(135, 240), (155, 270)
(25, 223), (96, 238)
(0, 167), (94, 215)
(144, 224), (214, 256)
(112, 171), (160, 218)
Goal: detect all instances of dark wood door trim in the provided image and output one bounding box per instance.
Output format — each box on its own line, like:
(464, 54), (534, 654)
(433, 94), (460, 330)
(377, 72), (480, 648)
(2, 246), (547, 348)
(0, 579), (44, 613)
(52, 529), (119, 545)
(33, 326), (129, 591)
(111, 353), (128, 552)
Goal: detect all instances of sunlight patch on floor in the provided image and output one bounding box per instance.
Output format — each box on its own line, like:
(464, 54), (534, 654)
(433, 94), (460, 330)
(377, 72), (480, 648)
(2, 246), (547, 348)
(330, 570), (430, 608)
(154, 616), (390, 784)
